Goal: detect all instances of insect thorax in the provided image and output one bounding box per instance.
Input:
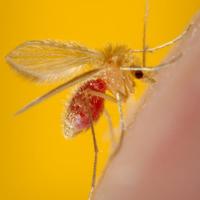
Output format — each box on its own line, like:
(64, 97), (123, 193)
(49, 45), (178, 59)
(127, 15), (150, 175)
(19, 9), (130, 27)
(100, 45), (136, 96)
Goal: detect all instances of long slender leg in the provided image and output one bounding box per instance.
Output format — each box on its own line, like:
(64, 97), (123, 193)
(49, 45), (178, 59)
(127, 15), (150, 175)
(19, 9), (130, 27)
(86, 89), (117, 104)
(131, 23), (193, 53)
(15, 69), (101, 115)
(142, 0), (149, 68)
(86, 99), (99, 200)
(104, 109), (117, 154)
(110, 93), (126, 158)
(120, 52), (182, 72)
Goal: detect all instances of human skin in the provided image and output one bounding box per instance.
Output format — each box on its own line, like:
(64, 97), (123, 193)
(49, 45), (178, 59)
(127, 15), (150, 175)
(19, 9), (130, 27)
(94, 12), (200, 200)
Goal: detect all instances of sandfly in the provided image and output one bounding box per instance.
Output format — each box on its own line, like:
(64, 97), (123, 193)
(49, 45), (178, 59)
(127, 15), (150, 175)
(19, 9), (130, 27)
(5, 1), (192, 199)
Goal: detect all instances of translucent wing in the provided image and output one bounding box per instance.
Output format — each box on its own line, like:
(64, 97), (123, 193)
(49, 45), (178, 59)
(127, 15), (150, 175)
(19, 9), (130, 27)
(6, 40), (103, 82)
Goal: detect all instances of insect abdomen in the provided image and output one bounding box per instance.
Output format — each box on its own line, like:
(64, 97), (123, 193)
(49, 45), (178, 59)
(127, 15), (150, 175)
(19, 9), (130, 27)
(64, 79), (106, 138)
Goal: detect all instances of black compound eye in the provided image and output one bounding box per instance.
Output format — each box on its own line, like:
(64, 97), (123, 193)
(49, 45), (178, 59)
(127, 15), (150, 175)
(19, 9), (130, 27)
(134, 70), (144, 79)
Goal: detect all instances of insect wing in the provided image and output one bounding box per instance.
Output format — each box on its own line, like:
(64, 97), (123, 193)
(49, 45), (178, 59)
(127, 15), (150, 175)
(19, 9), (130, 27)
(6, 40), (102, 82)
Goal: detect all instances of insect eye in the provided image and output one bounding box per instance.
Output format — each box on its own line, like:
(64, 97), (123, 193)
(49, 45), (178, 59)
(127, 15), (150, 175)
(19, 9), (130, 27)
(134, 70), (144, 79)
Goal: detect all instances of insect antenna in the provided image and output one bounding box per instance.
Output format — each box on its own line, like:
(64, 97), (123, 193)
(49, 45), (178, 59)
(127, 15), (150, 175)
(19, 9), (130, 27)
(120, 53), (182, 72)
(131, 23), (193, 53)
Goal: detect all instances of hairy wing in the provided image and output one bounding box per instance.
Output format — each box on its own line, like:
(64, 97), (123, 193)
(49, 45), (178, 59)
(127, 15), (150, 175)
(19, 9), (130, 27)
(6, 40), (103, 82)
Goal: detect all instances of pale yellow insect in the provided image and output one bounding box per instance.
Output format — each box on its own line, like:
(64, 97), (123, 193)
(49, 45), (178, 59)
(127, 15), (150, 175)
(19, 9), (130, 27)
(5, 1), (192, 199)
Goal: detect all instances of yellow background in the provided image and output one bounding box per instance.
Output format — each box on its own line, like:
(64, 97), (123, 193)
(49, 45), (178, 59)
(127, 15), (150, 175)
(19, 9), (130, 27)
(1, 0), (200, 199)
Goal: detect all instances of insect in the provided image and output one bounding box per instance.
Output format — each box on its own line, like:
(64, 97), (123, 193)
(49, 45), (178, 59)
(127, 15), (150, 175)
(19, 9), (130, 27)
(5, 1), (192, 199)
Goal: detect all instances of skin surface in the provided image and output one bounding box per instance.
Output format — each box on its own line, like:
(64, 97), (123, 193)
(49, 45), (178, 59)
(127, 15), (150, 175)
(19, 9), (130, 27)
(94, 12), (200, 200)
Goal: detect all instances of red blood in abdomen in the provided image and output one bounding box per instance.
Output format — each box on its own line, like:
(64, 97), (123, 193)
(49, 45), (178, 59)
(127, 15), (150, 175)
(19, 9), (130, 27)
(64, 79), (106, 137)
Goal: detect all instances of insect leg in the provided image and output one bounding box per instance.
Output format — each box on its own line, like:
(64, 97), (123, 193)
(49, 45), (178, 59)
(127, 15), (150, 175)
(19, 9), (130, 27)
(142, 0), (149, 68)
(15, 69), (101, 115)
(104, 109), (117, 155)
(131, 23), (193, 53)
(86, 89), (117, 103)
(110, 92), (126, 158)
(86, 100), (99, 200)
